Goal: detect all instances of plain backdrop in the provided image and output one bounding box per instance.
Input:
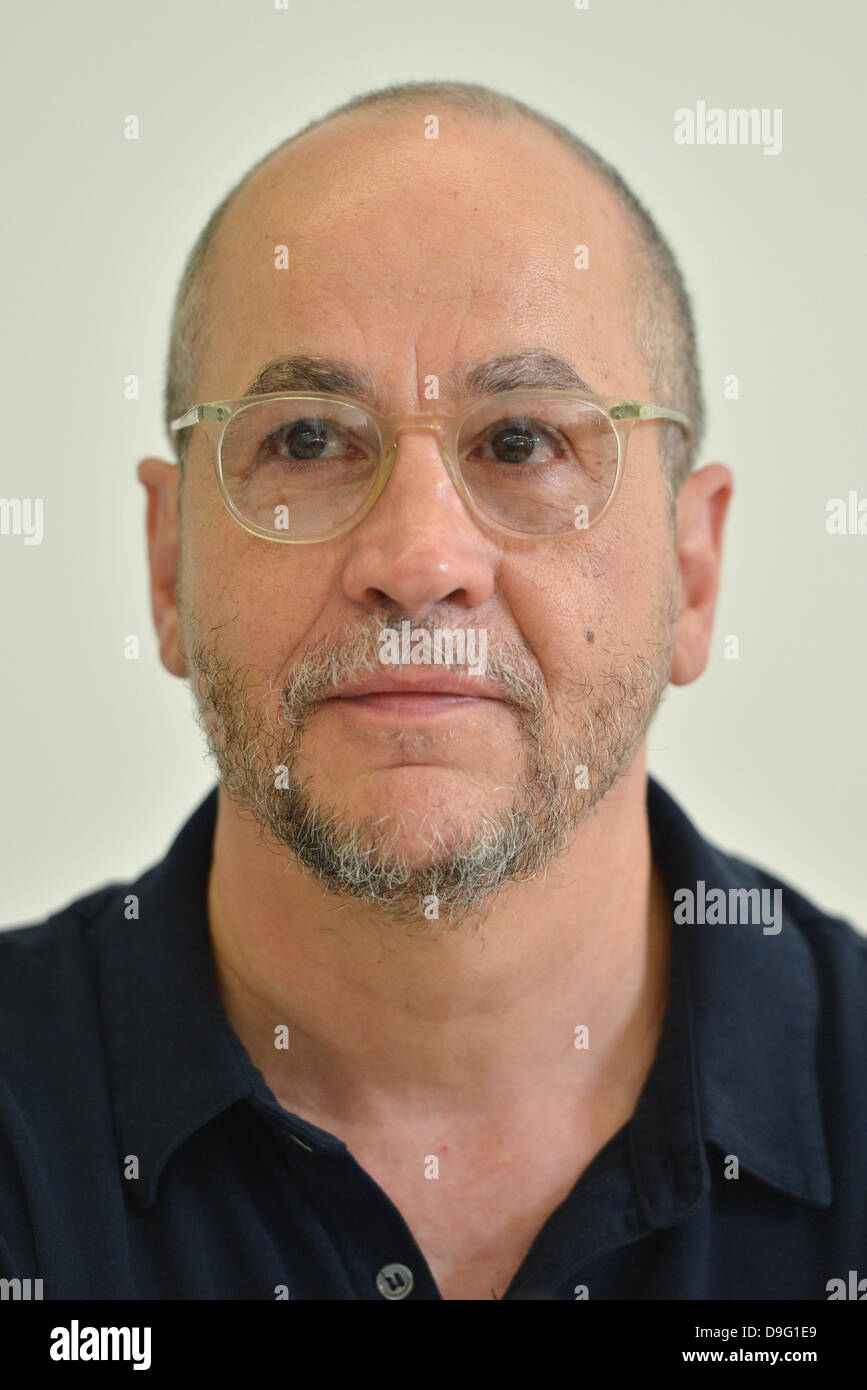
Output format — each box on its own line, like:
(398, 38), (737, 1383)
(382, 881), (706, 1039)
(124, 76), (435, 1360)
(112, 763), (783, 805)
(1, 0), (864, 930)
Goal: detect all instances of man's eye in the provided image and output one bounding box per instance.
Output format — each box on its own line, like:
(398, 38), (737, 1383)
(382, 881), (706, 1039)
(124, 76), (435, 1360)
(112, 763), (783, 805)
(474, 419), (562, 466)
(269, 418), (334, 460)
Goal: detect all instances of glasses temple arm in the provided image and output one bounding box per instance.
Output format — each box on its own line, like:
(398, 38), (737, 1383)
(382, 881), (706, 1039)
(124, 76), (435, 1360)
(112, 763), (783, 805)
(170, 404), (233, 431)
(610, 400), (693, 442)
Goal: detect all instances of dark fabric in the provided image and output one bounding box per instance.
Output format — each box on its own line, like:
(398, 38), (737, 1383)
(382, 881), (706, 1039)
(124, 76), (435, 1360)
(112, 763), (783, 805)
(0, 778), (863, 1299)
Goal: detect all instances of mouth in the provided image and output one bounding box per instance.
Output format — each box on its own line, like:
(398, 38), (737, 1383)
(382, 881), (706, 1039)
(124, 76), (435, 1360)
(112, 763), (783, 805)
(322, 672), (506, 721)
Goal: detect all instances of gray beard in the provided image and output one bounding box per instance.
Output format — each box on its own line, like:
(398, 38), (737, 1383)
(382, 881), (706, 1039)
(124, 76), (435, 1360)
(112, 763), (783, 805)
(182, 606), (675, 931)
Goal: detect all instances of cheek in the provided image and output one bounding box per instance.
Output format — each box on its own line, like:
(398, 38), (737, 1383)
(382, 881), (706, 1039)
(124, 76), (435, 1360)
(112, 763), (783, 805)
(501, 509), (672, 694)
(180, 495), (338, 680)
(584, 456), (678, 636)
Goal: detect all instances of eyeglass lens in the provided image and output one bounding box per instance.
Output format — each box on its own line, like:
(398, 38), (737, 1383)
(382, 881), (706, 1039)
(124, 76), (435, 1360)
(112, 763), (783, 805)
(218, 396), (619, 538)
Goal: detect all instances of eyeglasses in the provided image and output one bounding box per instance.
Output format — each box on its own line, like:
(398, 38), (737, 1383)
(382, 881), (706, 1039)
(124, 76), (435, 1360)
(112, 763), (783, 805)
(170, 389), (693, 544)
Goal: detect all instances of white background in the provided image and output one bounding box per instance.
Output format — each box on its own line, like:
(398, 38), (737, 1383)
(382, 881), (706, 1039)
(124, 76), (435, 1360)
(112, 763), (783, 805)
(1, 0), (864, 929)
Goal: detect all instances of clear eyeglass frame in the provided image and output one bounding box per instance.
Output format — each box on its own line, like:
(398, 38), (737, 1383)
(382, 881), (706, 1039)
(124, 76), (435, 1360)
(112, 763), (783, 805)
(170, 388), (693, 545)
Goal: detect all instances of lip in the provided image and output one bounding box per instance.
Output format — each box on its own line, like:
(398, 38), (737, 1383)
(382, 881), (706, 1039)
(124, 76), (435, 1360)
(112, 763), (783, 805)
(323, 672), (504, 702)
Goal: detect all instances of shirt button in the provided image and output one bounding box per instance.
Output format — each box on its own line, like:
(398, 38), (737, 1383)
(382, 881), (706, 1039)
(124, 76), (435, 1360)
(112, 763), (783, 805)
(375, 1263), (414, 1299)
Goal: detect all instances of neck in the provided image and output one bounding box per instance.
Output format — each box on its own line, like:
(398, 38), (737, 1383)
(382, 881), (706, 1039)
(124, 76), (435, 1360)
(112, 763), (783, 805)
(206, 751), (671, 1133)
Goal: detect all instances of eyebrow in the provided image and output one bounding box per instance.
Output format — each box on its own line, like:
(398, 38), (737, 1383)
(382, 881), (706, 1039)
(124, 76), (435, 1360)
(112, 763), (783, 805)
(240, 350), (595, 407)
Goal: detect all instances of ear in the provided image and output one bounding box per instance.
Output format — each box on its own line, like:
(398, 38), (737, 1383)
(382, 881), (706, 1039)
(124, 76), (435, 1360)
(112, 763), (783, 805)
(137, 457), (187, 678)
(669, 463), (733, 686)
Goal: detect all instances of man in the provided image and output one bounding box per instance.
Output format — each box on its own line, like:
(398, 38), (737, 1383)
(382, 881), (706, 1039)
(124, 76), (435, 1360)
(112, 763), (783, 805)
(1, 81), (864, 1302)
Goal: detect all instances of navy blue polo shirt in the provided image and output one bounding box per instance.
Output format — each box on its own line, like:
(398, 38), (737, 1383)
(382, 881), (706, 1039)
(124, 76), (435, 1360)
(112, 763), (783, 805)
(0, 777), (864, 1300)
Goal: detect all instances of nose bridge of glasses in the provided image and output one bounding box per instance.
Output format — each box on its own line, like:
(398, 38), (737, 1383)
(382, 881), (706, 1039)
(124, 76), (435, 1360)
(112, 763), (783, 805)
(381, 416), (456, 466)
(389, 414), (447, 440)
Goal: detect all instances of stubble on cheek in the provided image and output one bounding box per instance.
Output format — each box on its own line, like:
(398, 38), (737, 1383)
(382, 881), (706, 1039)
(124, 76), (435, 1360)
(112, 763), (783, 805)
(172, 521), (679, 924)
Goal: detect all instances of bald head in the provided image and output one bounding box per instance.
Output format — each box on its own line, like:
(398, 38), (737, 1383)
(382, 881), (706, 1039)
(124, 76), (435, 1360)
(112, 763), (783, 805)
(165, 81), (703, 490)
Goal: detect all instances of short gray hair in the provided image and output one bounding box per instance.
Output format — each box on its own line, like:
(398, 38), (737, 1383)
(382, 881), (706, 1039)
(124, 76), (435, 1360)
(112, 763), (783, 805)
(165, 80), (704, 491)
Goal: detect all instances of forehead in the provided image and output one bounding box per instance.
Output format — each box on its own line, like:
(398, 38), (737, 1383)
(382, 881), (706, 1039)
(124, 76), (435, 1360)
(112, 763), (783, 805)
(197, 111), (647, 404)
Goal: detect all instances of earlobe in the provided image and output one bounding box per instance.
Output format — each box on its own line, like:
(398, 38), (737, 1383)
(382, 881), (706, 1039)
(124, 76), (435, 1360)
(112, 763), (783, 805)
(669, 463), (733, 687)
(137, 457), (187, 678)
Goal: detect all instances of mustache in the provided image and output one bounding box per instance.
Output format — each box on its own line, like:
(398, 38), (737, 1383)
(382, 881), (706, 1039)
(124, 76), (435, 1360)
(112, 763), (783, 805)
(275, 611), (547, 728)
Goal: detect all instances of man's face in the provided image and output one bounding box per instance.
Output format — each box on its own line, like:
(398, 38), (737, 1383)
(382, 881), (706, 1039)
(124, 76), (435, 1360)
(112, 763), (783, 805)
(172, 111), (680, 923)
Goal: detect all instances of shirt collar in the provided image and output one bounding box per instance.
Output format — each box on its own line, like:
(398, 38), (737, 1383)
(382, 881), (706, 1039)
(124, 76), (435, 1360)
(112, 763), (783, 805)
(98, 787), (251, 1208)
(97, 778), (831, 1211)
(646, 777), (832, 1210)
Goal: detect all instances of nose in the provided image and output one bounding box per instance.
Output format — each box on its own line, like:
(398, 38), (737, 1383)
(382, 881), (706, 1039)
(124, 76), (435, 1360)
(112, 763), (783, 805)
(339, 425), (499, 621)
